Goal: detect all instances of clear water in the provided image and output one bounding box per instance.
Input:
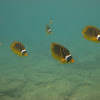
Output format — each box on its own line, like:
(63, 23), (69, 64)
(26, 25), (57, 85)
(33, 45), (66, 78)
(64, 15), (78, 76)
(0, 0), (100, 100)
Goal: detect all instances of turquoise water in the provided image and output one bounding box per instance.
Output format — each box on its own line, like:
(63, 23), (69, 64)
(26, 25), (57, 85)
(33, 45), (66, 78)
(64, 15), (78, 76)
(0, 0), (100, 100)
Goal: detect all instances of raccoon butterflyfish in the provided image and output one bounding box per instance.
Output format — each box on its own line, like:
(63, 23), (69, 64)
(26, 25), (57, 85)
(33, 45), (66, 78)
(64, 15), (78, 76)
(10, 41), (27, 56)
(50, 19), (52, 25)
(46, 24), (52, 35)
(82, 26), (100, 43)
(51, 43), (74, 63)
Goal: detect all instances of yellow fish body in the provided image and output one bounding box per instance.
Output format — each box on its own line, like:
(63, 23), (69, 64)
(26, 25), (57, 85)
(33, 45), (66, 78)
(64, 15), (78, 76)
(46, 24), (52, 35)
(51, 43), (74, 63)
(82, 26), (100, 43)
(11, 41), (27, 56)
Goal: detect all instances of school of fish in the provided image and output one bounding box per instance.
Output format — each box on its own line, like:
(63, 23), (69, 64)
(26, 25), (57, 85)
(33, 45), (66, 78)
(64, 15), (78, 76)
(1, 18), (99, 64)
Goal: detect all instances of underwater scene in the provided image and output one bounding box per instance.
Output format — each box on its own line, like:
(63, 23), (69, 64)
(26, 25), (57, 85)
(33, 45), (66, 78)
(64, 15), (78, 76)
(0, 0), (100, 100)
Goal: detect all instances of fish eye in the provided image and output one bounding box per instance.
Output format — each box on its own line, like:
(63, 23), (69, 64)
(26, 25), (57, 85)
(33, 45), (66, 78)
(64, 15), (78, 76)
(97, 35), (100, 41)
(65, 55), (72, 62)
(85, 32), (86, 34)
(13, 46), (14, 49)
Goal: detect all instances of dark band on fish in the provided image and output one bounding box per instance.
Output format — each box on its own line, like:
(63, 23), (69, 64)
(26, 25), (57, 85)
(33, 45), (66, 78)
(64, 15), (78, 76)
(22, 50), (27, 55)
(66, 56), (72, 62)
(15, 43), (25, 51)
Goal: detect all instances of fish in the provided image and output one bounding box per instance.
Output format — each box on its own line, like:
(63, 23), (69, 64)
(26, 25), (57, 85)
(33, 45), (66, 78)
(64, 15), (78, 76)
(82, 26), (100, 43)
(50, 18), (52, 25)
(0, 42), (1, 46)
(10, 41), (27, 56)
(46, 24), (52, 35)
(51, 43), (74, 63)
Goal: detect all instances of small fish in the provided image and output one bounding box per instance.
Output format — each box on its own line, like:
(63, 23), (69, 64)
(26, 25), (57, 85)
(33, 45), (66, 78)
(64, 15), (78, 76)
(10, 41), (27, 56)
(50, 19), (52, 25)
(51, 43), (74, 63)
(0, 42), (1, 46)
(46, 24), (52, 35)
(82, 26), (100, 43)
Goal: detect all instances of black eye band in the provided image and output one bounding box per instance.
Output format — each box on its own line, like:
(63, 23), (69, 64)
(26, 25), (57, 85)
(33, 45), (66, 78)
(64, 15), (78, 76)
(67, 56), (72, 62)
(97, 35), (100, 41)
(98, 37), (100, 41)
(22, 51), (27, 55)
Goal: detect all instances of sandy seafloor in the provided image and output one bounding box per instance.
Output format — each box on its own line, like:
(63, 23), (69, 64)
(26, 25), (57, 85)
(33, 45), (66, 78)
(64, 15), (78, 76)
(0, 0), (100, 100)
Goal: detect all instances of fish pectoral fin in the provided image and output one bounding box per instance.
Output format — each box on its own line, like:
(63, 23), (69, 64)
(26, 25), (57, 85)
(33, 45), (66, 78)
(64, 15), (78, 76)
(93, 38), (97, 40)
(62, 59), (65, 62)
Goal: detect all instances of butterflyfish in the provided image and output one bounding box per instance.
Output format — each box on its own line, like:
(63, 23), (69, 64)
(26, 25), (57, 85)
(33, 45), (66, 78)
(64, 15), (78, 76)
(46, 24), (52, 35)
(50, 19), (52, 25)
(10, 41), (27, 56)
(82, 26), (100, 43)
(51, 43), (74, 63)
